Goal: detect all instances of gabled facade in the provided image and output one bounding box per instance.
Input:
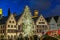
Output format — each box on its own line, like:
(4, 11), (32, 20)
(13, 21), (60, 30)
(49, 17), (57, 30)
(0, 6), (60, 39)
(57, 17), (60, 30)
(6, 14), (16, 39)
(36, 14), (49, 36)
(16, 13), (24, 36)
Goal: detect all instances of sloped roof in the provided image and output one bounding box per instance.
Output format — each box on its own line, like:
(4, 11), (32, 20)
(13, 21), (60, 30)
(0, 16), (8, 25)
(32, 16), (39, 23)
(0, 13), (59, 25)
(45, 17), (52, 23)
(15, 13), (23, 22)
(45, 16), (59, 23)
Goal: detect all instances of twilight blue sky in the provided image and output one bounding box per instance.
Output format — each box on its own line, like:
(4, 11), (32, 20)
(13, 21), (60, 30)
(0, 0), (60, 17)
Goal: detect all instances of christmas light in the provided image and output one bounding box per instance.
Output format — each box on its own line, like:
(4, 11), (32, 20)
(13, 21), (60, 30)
(22, 5), (35, 37)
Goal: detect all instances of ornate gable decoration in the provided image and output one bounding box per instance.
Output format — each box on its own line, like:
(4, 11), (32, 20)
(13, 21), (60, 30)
(36, 14), (47, 25)
(6, 14), (16, 24)
(49, 17), (56, 24)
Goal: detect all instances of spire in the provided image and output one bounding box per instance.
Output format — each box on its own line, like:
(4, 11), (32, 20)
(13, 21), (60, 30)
(8, 8), (10, 16)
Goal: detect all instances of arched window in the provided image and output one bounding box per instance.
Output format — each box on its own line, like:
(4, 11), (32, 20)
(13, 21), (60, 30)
(8, 35), (10, 39)
(11, 35), (13, 39)
(14, 35), (16, 38)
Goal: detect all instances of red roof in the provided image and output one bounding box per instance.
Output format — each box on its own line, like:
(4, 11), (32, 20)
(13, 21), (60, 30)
(58, 30), (60, 34)
(46, 30), (60, 35)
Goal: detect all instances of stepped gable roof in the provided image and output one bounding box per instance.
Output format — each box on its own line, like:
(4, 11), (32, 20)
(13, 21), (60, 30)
(35, 14), (48, 23)
(0, 13), (59, 25)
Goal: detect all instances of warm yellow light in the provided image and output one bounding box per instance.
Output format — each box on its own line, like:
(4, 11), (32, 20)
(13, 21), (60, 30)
(34, 10), (38, 16)
(0, 9), (2, 15)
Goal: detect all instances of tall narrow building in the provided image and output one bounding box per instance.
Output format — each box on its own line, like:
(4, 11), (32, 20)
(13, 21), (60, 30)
(8, 8), (10, 16)
(49, 17), (57, 30)
(6, 14), (16, 39)
(36, 14), (49, 36)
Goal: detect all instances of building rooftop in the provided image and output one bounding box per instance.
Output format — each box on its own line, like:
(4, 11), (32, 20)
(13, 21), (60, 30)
(0, 13), (59, 25)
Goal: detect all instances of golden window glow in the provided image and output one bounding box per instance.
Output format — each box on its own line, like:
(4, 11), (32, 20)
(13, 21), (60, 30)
(34, 10), (38, 16)
(0, 9), (2, 15)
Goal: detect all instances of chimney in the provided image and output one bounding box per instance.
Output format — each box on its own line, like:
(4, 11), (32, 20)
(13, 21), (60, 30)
(8, 8), (10, 16)
(34, 10), (38, 17)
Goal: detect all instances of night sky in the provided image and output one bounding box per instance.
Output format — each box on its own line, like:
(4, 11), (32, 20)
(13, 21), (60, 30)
(0, 0), (60, 18)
